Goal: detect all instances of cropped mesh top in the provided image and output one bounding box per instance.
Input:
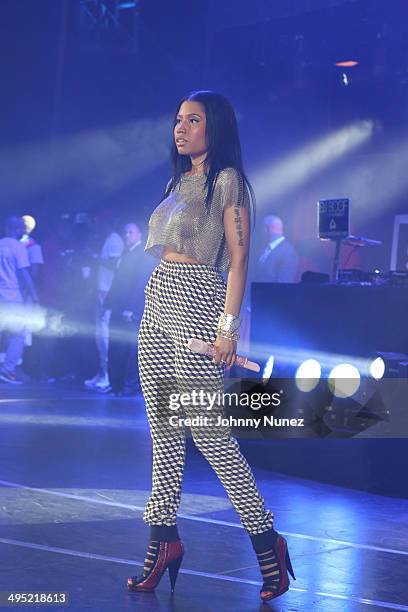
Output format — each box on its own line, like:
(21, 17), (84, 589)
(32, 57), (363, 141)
(144, 167), (250, 272)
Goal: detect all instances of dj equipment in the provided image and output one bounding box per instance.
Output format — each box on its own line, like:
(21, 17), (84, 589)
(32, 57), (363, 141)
(337, 269), (408, 287)
(318, 198), (382, 281)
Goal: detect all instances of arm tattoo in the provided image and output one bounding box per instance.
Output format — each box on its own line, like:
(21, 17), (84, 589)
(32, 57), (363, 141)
(234, 203), (245, 246)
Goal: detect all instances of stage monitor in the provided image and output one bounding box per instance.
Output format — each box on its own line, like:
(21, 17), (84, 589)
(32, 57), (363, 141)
(318, 198), (349, 239)
(390, 214), (408, 271)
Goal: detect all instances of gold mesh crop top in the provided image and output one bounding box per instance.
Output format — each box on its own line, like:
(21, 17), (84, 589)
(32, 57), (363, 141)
(144, 167), (250, 272)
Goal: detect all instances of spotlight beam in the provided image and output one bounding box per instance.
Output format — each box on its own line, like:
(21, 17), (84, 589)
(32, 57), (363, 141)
(0, 115), (172, 200)
(252, 120), (373, 205)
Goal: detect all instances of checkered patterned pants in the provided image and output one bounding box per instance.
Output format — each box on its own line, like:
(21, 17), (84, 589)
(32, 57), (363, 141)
(137, 259), (274, 536)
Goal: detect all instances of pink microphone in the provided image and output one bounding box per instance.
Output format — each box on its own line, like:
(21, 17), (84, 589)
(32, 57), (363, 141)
(187, 338), (260, 373)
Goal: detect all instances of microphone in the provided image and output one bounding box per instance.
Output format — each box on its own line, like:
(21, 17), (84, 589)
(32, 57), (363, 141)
(187, 338), (260, 373)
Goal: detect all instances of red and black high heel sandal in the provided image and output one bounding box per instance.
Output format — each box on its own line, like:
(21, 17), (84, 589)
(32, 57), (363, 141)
(251, 528), (296, 602)
(127, 526), (184, 594)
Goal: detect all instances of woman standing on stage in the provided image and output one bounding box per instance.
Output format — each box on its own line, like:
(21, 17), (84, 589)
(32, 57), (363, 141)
(127, 90), (295, 602)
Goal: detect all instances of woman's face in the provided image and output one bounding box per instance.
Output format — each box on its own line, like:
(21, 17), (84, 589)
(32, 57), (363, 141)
(174, 100), (207, 158)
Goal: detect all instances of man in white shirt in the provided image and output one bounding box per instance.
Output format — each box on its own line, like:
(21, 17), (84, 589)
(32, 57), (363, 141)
(22, 236), (44, 281)
(19, 216), (45, 365)
(0, 217), (38, 384)
(84, 224), (124, 391)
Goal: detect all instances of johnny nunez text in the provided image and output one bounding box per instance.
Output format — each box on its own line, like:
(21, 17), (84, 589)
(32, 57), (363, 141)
(168, 415), (305, 428)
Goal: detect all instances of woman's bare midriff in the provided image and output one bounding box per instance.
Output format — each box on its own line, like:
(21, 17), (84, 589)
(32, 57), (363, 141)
(162, 247), (199, 264)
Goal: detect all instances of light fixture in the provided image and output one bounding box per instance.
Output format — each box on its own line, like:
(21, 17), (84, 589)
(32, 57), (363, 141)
(369, 356), (385, 380)
(335, 60), (359, 67)
(295, 359), (321, 392)
(22, 214), (36, 234)
(328, 364), (361, 398)
(262, 355), (275, 381)
(369, 352), (408, 378)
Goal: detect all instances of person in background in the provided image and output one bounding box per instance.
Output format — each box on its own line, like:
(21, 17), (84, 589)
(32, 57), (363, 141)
(252, 215), (299, 283)
(240, 215), (299, 363)
(0, 216), (38, 384)
(20, 215), (44, 286)
(105, 223), (149, 396)
(84, 211), (124, 392)
(19, 215), (45, 375)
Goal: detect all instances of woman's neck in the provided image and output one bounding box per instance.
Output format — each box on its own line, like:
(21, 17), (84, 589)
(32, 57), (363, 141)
(188, 154), (208, 176)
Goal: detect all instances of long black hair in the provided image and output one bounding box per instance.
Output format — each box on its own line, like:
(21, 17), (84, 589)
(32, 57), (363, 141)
(165, 90), (256, 228)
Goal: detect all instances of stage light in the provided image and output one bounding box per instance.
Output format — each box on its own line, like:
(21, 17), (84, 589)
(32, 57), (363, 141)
(335, 60), (359, 67)
(295, 359), (321, 392)
(22, 215), (36, 234)
(369, 352), (408, 378)
(369, 357), (385, 380)
(328, 364), (361, 398)
(262, 355), (275, 380)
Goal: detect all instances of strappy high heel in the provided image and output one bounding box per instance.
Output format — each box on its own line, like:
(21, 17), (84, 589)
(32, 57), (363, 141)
(251, 528), (296, 602)
(127, 532), (184, 594)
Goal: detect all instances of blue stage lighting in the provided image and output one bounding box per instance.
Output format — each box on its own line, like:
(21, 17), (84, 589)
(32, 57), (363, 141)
(369, 357), (385, 380)
(295, 359), (321, 392)
(328, 364), (361, 398)
(262, 355), (275, 380)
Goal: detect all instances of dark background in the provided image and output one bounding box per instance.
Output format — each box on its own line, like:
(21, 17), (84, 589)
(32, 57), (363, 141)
(1, 0), (408, 276)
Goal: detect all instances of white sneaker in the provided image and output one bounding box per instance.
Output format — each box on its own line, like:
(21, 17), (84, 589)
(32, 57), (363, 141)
(94, 374), (111, 392)
(84, 373), (102, 388)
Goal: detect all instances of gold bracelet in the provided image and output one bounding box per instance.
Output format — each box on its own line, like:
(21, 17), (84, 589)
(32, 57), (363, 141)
(217, 330), (240, 341)
(217, 313), (241, 334)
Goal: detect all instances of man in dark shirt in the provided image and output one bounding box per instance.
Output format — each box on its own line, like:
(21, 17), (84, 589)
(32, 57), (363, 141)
(104, 223), (150, 396)
(252, 215), (299, 283)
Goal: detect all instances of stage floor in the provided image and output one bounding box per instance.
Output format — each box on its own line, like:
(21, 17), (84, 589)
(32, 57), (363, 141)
(0, 384), (407, 611)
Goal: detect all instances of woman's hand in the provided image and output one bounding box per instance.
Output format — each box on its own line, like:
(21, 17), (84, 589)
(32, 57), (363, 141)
(213, 335), (237, 369)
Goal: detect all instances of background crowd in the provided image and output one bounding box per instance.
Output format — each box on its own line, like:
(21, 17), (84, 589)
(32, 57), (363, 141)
(0, 212), (153, 393)
(0, 209), (301, 391)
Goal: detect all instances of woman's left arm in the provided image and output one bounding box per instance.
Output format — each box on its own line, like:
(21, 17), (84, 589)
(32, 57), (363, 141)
(213, 200), (250, 367)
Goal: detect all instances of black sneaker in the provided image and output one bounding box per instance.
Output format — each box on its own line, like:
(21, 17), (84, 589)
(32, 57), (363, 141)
(0, 368), (23, 385)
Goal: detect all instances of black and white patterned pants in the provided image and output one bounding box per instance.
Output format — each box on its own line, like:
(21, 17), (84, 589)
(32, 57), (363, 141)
(137, 259), (274, 535)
